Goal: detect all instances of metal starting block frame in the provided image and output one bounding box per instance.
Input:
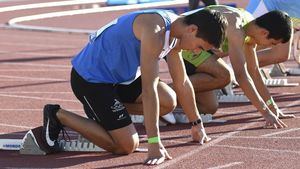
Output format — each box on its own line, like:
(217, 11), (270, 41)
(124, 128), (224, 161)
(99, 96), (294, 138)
(269, 63), (300, 76)
(260, 67), (299, 87)
(173, 108), (226, 123)
(287, 68), (300, 76)
(264, 78), (299, 87)
(269, 63), (287, 77)
(217, 82), (249, 103)
(218, 94), (249, 103)
(1, 126), (147, 155)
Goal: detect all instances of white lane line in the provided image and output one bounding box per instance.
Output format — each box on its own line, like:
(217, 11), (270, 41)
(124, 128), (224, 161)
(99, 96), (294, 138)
(164, 136), (300, 144)
(0, 123), (33, 129)
(210, 135), (300, 140)
(0, 108), (83, 111)
(208, 162), (244, 169)
(7, 0), (187, 34)
(214, 144), (300, 155)
(154, 122), (257, 169)
(0, 91), (72, 94)
(0, 0), (106, 13)
(0, 50), (74, 57)
(0, 62), (71, 68)
(0, 75), (67, 81)
(0, 94), (79, 102)
(0, 33), (86, 42)
(261, 128), (300, 137)
(0, 132), (25, 136)
(0, 41), (77, 48)
(0, 69), (70, 72)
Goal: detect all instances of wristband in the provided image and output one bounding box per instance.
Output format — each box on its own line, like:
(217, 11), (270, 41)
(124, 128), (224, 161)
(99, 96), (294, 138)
(190, 119), (202, 126)
(148, 136), (160, 144)
(266, 98), (274, 107)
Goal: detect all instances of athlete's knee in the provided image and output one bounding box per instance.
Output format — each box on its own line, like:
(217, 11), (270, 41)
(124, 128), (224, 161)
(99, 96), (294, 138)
(160, 87), (177, 114)
(163, 96), (177, 113)
(216, 67), (231, 88)
(205, 102), (219, 115)
(198, 101), (218, 115)
(113, 137), (139, 155)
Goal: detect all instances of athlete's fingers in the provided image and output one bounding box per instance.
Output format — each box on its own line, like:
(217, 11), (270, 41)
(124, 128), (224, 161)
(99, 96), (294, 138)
(150, 158), (158, 165)
(278, 119), (288, 128)
(280, 114), (295, 119)
(156, 157), (167, 165)
(263, 121), (271, 128)
(164, 151), (172, 160)
(205, 136), (212, 143)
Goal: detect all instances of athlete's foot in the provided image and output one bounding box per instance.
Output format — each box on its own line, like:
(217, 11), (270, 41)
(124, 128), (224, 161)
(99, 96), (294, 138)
(41, 104), (63, 153)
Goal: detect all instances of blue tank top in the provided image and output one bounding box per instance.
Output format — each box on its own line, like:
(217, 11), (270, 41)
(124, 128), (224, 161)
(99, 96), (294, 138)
(72, 9), (176, 84)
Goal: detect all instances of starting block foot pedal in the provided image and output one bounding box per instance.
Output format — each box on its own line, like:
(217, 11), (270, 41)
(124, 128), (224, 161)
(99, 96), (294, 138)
(287, 68), (300, 76)
(269, 63), (287, 77)
(218, 94), (249, 103)
(20, 126), (47, 155)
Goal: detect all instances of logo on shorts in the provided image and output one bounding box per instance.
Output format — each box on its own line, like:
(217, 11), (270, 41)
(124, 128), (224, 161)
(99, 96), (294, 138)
(117, 113), (126, 121)
(110, 99), (125, 113)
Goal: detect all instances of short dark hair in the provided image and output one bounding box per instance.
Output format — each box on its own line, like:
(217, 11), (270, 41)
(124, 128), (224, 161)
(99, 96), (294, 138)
(183, 8), (228, 48)
(255, 10), (292, 43)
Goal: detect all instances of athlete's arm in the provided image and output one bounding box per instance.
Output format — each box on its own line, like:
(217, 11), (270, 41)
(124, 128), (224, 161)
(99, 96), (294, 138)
(134, 14), (171, 165)
(245, 41), (294, 119)
(227, 24), (285, 128)
(167, 48), (210, 144)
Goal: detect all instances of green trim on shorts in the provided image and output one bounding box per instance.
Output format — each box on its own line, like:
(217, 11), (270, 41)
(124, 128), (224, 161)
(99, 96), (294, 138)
(182, 50), (212, 67)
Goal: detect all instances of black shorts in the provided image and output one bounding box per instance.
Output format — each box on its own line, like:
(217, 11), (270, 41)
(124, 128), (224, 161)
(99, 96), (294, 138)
(70, 68), (142, 130)
(184, 59), (197, 75)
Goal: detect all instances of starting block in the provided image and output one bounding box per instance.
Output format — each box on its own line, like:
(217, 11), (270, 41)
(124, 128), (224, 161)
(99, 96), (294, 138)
(217, 82), (249, 103)
(1, 126), (147, 155)
(260, 66), (299, 87)
(264, 78), (299, 87)
(217, 94), (249, 103)
(20, 129), (47, 155)
(287, 68), (300, 76)
(269, 63), (300, 76)
(0, 139), (22, 150)
(269, 63), (287, 77)
(173, 107), (226, 123)
(174, 112), (226, 123)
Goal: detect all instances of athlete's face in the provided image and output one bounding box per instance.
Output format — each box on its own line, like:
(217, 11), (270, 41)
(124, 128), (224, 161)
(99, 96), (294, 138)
(179, 26), (214, 53)
(253, 28), (282, 46)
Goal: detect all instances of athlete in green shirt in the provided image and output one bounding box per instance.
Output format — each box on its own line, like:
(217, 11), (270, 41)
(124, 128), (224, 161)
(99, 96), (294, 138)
(179, 5), (294, 129)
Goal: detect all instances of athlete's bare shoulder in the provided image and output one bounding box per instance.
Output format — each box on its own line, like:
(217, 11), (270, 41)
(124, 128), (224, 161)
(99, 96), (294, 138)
(133, 13), (166, 41)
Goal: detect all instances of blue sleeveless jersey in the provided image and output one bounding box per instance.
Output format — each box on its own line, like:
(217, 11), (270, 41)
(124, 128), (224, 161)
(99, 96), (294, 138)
(72, 9), (174, 84)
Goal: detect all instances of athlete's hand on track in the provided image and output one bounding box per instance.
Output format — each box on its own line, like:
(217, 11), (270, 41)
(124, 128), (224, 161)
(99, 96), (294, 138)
(274, 108), (295, 119)
(263, 112), (288, 129)
(144, 143), (172, 165)
(191, 123), (211, 144)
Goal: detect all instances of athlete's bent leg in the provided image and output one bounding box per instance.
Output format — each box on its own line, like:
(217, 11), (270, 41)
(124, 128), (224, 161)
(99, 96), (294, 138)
(195, 90), (218, 115)
(56, 109), (139, 154)
(189, 56), (231, 92)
